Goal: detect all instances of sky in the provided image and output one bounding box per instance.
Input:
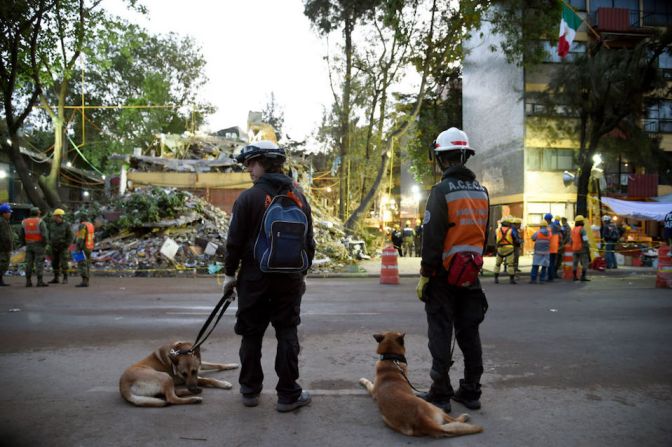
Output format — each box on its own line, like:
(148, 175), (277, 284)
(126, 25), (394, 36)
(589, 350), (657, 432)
(102, 0), (333, 141)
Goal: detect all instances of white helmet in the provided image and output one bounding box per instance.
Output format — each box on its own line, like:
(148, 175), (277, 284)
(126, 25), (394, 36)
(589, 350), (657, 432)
(433, 127), (475, 155)
(602, 215), (612, 222)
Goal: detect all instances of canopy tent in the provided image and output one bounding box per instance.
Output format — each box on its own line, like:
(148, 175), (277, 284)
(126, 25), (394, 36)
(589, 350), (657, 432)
(601, 197), (672, 221)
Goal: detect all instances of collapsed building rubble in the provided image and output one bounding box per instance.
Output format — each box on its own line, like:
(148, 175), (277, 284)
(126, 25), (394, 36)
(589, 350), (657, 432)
(86, 187), (360, 276)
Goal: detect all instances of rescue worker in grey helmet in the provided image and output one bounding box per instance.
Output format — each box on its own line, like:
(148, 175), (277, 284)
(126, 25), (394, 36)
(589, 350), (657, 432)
(223, 141), (315, 413)
(416, 127), (490, 413)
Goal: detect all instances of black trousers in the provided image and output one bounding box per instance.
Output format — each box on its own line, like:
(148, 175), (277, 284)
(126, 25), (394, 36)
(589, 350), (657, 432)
(234, 271), (305, 403)
(424, 278), (487, 397)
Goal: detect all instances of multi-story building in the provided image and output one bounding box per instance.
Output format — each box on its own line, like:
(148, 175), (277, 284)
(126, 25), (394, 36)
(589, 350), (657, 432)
(463, 0), (672, 247)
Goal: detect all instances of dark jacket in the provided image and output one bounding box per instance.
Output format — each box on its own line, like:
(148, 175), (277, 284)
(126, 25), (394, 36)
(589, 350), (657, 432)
(48, 221), (73, 247)
(420, 165), (489, 279)
(0, 218), (14, 252)
(225, 173), (315, 279)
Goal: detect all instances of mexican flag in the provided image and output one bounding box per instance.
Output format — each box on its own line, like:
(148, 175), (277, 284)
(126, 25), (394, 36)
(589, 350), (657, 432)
(558, 4), (581, 58)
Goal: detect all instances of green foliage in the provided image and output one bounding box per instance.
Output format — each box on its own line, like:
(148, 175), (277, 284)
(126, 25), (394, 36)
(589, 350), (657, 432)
(486, 0), (562, 67)
(109, 188), (189, 230)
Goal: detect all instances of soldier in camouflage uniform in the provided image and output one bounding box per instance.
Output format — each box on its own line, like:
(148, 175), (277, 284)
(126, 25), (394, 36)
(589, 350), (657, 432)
(75, 214), (94, 287)
(20, 207), (50, 287)
(48, 208), (73, 284)
(0, 203), (14, 286)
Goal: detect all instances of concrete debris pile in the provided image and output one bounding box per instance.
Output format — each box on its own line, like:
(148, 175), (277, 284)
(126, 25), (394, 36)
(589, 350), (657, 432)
(91, 187), (356, 276)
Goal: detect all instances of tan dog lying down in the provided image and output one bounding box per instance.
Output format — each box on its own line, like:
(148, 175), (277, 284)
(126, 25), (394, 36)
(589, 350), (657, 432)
(359, 332), (482, 438)
(120, 341), (238, 407)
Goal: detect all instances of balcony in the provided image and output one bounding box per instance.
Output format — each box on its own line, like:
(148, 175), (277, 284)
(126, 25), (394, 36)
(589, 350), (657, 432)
(604, 173), (658, 197)
(590, 8), (672, 32)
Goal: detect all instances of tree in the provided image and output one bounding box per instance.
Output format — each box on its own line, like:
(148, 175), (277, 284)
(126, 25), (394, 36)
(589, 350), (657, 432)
(262, 91), (285, 141)
(304, 0), (380, 221)
(0, 0), (53, 210)
(63, 19), (211, 170)
(533, 31), (672, 216)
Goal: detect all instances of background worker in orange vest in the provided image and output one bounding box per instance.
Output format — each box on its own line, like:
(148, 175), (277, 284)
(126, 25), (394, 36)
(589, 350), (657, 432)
(545, 213), (561, 282)
(494, 216), (516, 284)
(75, 214), (95, 287)
(530, 220), (551, 284)
(572, 215), (590, 281)
(416, 127), (490, 412)
(20, 207), (50, 287)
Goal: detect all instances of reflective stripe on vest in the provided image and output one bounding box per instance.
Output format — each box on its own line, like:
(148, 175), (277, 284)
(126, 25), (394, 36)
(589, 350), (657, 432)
(571, 226), (584, 251)
(534, 230), (551, 255)
(497, 227), (513, 247)
(441, 188), (488, 270)
(78, 222), (95, 250)
(22, 217), (43, 242)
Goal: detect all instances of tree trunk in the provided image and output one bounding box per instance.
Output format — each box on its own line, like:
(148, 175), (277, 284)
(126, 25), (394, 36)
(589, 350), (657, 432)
(4, 139), (49, 210)
(345, 0), (438, 232)
(339, 14), (353, 221)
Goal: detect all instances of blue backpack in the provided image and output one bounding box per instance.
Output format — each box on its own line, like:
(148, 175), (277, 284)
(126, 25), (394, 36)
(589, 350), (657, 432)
(254, 186), (309, 273)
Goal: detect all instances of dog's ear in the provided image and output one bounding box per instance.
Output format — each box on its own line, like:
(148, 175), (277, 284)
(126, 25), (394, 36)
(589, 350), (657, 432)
(373, 333), (384, 343)
(169, 348), (179, 362)
(396, 333), (405, 347)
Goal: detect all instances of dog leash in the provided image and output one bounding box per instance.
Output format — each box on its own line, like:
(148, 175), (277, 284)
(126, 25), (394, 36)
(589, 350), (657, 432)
(189, 288), (236, 352)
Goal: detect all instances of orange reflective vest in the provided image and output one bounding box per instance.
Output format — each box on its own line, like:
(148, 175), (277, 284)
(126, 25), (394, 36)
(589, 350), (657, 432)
(549, 231), (560, 254)
(78, 222), (95, 250)
(534, 229), (551, 254)
(22, 217), (43, 243)
(441, 188), (489, 270)
(571, 226), (585, 252)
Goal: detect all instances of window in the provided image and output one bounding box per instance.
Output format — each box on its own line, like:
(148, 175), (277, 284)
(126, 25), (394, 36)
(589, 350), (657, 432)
(541, 41), (586, 63)
(569, 0), (586, 11)
(643, 99), (672, 133)
(591, 0), (638, 9)
(658, 51), (672, 81)
(526, 148), (577, 171)
(643, 0), (672, 26)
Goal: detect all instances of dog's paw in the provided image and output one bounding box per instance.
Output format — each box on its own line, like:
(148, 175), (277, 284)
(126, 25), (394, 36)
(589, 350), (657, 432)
(219, 380), (233, 389)
(457, 413), (470, 422)
(192, 397), (203, 404)
(220, 363), (239, 370)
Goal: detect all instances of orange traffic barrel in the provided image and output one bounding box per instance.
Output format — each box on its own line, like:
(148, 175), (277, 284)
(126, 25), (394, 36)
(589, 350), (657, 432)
(656, 245), (672, 288)
(380, 244), (400, 285)
(563, 244), (574, 280)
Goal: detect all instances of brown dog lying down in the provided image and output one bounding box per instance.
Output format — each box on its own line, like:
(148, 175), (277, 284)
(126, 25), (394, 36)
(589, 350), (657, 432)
(359, 332), (483, 437)
(119, 341), (239, 407)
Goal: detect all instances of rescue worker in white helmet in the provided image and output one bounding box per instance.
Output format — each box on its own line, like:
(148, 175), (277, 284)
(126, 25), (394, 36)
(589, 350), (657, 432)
(416, 127), (490, 412)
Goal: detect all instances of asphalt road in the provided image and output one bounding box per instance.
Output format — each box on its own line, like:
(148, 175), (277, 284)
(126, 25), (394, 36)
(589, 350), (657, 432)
(0, 274), (670, 447)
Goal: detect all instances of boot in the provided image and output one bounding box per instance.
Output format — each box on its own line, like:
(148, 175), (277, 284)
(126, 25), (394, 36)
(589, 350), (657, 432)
(452, 380), (482, 410)
(48, 275), (60, 284)
(62, 273), (68, 284)
(36, 277), (49, 287)
(75, 277), (89, 288)
(573, 270), (578, 281)
(25, 276), (33, 287)
(417, 390), (452, 413)
(494, 273), (499, 284)
(580, 272), (590, 282)
(509, 275), (517, 284)
(0, 275), (8, 286)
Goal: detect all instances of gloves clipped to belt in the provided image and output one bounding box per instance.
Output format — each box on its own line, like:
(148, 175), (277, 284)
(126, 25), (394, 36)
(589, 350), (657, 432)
(416, 276), (430, 302)
(222, 274), (237, 297)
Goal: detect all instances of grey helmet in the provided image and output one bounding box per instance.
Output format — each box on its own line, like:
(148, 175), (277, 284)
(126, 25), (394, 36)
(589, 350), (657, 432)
(235, 141), (286, 165)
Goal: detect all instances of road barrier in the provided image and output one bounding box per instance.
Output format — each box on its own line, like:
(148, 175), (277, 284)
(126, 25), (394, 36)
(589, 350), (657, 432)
(380, 244), (400, 285)
(656, 245), (672, 289)
(562, 244), (574, 280)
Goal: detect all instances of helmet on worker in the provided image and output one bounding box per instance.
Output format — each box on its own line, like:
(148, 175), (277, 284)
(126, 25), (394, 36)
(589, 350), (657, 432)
(539, 220), (548, 227)
(544, 213), (553, 223)
(236, 141), (286, 167)
(0, 203), (12, 214)
(575, 215), (585, 224)
(432, 127), (475, 169)
(602, 215), (612, 222)
(53, 208), (65, 217)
